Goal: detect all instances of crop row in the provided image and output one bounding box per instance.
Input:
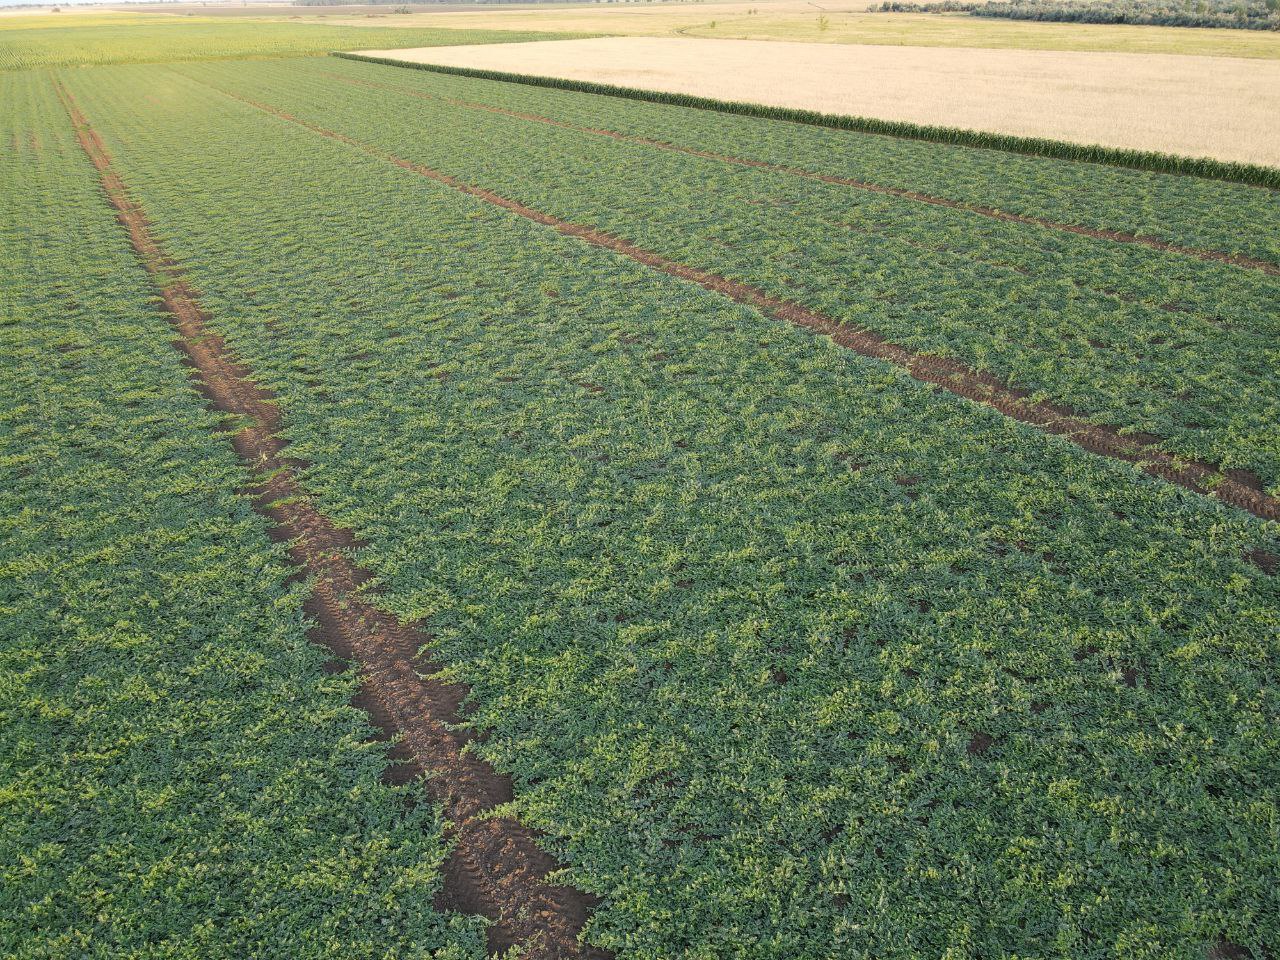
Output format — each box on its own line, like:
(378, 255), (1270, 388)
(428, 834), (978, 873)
(181, 74), (1280, 521)
(61, 62), (1280, 958)
(329, 55), (1280, 263)
(173, 57), (1280, 493)
(0, 70), (484, 960)
(328, 65), (1277, 276)
(59, 71), (600, 954)
(343, 53), (1280, 192)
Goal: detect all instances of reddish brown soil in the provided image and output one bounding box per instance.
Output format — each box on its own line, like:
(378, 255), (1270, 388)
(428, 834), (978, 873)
(326, 70), (1280, 278)
(1246, 547), (1278, 575)
(53, 78), (607, 960)
(184, 78), (1280, 523)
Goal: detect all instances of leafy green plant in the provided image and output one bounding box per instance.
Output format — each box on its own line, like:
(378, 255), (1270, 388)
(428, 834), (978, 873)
(0, 69), (484, 960)
(193, 56), (1280, 490)
(57, 60), (1280, 959)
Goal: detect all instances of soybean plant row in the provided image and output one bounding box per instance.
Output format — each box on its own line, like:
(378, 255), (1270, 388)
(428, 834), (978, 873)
(49, 61), (1280, 959)
(176, 57), (1280, 493)
(0, 70), (487, 960)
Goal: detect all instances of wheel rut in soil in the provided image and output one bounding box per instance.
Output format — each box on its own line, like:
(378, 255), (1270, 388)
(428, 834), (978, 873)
(175, 76), (1280, 522)
(325, 69), (1280, 278)
(52, 76), (609, 960)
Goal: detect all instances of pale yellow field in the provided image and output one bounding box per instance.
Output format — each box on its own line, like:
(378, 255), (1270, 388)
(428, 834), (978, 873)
(29, 0), (1280, 59)
(332, 0), (1280, 59)
(359, 36), (1280, 166)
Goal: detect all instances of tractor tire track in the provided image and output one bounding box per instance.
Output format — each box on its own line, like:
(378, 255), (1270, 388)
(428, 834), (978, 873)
(324, 69), (1280, 278)
(183, 75), (1280, 522)
(53, 76), (608, 960)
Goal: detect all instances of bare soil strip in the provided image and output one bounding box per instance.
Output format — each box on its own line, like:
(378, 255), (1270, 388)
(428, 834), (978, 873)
(53, 78), (608, 960)
(179, 77), (1280, 522)
(328, 69), (1279, 277)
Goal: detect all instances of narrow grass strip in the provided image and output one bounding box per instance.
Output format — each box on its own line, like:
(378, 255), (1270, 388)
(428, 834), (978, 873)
(176, 73), (1280, 523)
(334, 52), (1280, 191)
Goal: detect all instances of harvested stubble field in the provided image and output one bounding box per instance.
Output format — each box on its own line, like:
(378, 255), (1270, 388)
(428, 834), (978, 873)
(1, 30), (1279, 960)
(356, 36), (1280, 166)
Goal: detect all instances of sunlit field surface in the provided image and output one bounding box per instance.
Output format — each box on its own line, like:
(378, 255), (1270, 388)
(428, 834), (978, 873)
(1, 14), (1277, 960)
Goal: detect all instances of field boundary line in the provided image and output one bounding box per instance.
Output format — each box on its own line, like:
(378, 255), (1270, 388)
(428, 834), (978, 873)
(176, 73), (1280, 522)
(51, 75), (609, 960)
(322, 68), (1280, 278)
(334, 52), (1280, 192)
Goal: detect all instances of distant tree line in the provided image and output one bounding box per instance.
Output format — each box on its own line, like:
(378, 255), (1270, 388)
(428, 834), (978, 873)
(873, 0), (1280, 29)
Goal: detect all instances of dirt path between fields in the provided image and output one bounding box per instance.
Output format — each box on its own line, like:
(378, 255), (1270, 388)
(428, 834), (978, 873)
(178, 75), (1280, 522)
(326, 68), (1280, 278)
(53, 77), (608, 960)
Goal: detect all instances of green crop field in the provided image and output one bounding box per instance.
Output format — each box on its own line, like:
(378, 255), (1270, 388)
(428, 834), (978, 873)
(0, 70), (485, 959)
(1, 15), (1278, 960)
(0, 16), (585, 70)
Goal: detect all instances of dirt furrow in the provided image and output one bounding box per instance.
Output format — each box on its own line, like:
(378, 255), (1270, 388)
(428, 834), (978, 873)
(52, 76), (608, 960)
(324, 70), (1280, 278)
(178, 78), (1280, 522)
